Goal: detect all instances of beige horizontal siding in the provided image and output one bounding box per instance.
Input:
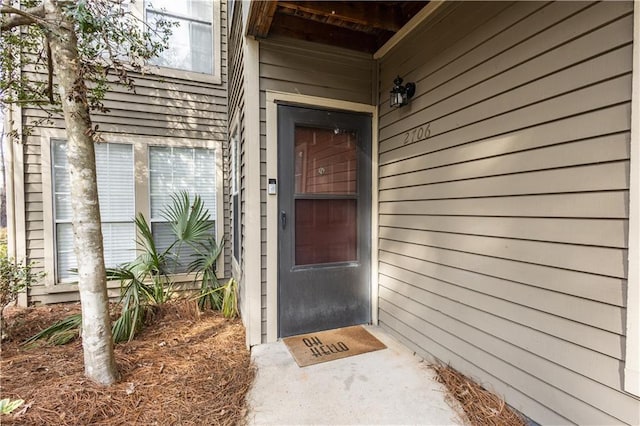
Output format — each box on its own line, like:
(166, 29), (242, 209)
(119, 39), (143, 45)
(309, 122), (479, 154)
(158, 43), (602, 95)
(379, 300), (623, 425)
(378, 257), (623, 358)
(379, 215), (627, 248)
(23, 0), (230, 305)
(381, 74), (631, 161)
(378, 1), (638, 424)
(227, 0), (248, 326)
(379, 285), (638, 422)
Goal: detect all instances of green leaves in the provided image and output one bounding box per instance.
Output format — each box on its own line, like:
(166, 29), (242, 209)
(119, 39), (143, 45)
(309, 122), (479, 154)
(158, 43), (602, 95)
(0, 398), (24, 415)
(107, 213), (172, 343)
(191, 278), (238, 319)
(221, 278), (239, 319)
(1, 0), (176, 130)
(23, 313), (82, 346)
(108, 192), (218, 342)
(163, 191), (215, 245)
(1, 250), (45, 337)
(131, 213), (170, 279)
(24, 191), (229, 345)
(107, 266), (149, 343)
(188, 236), (225, 311)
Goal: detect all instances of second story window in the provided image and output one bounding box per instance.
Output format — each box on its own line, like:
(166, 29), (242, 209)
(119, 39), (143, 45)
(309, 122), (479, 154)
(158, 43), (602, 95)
(146, 0), (214, 75)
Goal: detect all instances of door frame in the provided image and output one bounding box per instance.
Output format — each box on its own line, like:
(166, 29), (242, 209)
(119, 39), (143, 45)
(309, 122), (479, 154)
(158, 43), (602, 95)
(265, 91), (379, 342)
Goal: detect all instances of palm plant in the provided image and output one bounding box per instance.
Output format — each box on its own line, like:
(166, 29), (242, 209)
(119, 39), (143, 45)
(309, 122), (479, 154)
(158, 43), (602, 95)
(107, 265), (156, 343)
(23, 313), (82, 346)
(109, 192), (220, 342)
(221, 277), (239, 319)
(129, 213), (172, 287)
(163, 192), (227, 311)
(26, 191), (229, 345)
(163, 191), (215, 273)
(188, 236), (225, 310)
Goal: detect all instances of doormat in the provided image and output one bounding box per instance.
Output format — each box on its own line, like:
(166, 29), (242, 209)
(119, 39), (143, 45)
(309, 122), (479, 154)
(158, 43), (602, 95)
(283, 325), (386, 367)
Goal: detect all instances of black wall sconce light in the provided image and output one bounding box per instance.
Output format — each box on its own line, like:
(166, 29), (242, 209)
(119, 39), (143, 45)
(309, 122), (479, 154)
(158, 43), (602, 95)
(390, 76), (416, 108)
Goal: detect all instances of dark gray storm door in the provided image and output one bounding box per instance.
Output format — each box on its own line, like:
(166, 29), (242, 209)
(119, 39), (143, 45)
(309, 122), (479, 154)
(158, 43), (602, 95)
(278, 105), (372, 338)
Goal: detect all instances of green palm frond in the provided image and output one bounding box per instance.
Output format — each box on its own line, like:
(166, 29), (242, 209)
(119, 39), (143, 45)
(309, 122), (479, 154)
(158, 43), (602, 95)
(188, 236), (224, 274)
(108, 266), (156, 343)
(221, 278), (239, 319)
(23, 313), (82, 345)
(104, 192), (220, 342)
(196, 285), (223, 311)
(0, 398), (25, 415)
(190, 277), (238, 318)
(132, 213), (171, 277)
(187, 237), (225, 311)
(162, 191), (214, 246)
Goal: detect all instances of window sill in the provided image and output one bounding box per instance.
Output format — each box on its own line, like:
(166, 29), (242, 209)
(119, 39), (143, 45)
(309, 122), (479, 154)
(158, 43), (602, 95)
(146, 65), (222, 85)
(46, 272), (223, 292)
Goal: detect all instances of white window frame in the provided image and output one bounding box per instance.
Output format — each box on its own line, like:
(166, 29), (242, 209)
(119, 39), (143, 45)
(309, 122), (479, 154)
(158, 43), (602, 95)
(42, 129), (224, 288)
(130, 0), (222, 85)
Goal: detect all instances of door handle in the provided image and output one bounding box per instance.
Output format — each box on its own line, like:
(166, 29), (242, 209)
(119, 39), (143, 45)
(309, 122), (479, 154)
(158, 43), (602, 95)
(281, 210), (287, 229)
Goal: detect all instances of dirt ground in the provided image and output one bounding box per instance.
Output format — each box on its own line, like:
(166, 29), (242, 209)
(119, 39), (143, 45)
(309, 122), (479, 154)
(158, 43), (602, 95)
(0, 301), (255, 425)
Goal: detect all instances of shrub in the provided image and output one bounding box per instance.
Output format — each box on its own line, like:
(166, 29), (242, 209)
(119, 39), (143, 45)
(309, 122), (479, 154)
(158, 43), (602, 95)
(1, 252), (45, 338)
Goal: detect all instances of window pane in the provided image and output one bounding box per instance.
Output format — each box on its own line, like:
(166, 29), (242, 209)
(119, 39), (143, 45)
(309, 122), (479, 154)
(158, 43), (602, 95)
(56, 223), (75, 281)
(52, 141), (135, 282)
(146, 0), (212, 20)
(147, 10), (213, 74)
(295, 199), (357, 265)
(95, 143), (135, 221)
(56, 222), (135, 281)
(231, 132), (240, 263)
(191, 21), (213, 74)
(53, 140), (72, 221)
(149, 146), (216, 273)
(294, 126), (357, 195)
(53, 141), (134, 221)
(152, 221), (214, 274)
(149, 146), (216, 219)
(233, 193), (240, 262)
(102, 223), (137, 268)
(151, 221), (179, 271)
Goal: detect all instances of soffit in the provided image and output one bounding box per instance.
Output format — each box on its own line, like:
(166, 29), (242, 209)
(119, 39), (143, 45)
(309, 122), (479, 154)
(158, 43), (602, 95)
(247, 1), (428, 53)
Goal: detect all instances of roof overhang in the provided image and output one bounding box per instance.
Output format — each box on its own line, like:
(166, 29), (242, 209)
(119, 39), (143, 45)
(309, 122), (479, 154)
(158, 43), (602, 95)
(246, 1), (432, 55)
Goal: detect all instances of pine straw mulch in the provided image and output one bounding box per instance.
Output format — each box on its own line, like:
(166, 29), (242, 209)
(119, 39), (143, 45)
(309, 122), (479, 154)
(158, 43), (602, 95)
(0, 301), (255, 425)
(431, 364), (526, 426)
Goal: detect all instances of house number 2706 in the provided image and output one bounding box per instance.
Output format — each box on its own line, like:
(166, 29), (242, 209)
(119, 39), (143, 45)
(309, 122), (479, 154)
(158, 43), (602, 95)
(403, 123), (431, 145)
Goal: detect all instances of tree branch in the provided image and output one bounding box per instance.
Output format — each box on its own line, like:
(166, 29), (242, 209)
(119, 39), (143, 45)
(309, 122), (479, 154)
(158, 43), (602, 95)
(0, 4), (46, 31)
(45, 35), (54, 103)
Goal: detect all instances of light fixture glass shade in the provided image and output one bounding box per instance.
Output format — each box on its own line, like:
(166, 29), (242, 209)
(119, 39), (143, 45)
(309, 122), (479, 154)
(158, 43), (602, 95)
(390, 91), (404, 108)
(390, 75), (414, 108)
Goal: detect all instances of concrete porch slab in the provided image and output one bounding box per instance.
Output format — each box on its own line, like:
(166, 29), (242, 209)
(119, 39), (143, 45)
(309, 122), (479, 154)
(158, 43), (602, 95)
(246, 326), (462, 425)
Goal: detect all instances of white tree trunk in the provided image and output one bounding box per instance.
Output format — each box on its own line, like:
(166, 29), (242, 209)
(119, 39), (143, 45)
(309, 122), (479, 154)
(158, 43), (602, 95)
(43, 0), (118, 385)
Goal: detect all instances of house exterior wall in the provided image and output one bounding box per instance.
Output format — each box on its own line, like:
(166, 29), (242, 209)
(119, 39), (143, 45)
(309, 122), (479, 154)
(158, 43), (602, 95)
(258, 37), (376, 341)
(377, 1), (639, 424)
(227, 0), (248, 326)
(14, 1), (230, 304)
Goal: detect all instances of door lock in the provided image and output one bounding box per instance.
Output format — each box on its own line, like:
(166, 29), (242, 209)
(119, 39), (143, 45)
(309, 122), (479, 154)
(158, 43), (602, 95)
(281, 210), (287, 229)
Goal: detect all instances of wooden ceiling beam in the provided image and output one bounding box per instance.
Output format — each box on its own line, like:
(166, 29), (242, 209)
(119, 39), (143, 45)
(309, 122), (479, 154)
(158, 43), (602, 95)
(247, 1), (278, 38)
(269, 13), (379, 53)
(277, 1), (404, 32)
